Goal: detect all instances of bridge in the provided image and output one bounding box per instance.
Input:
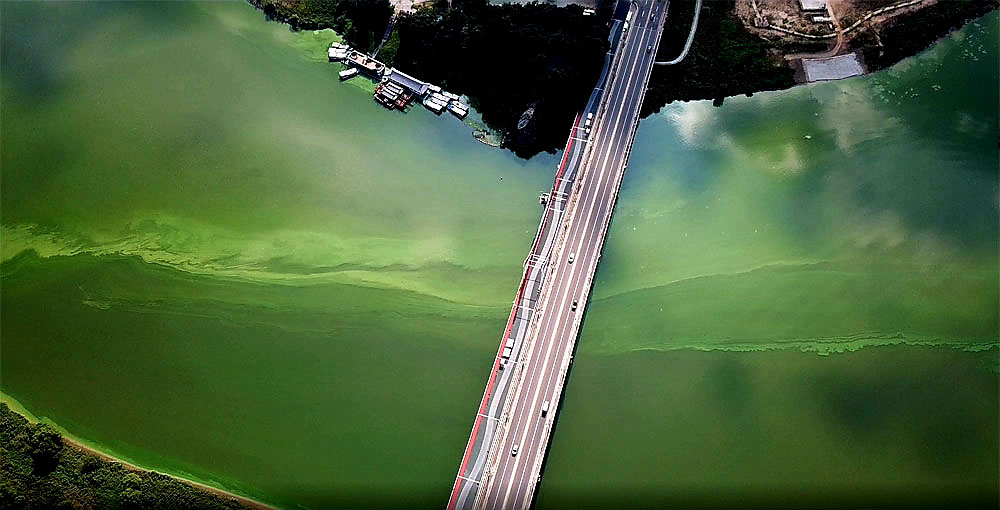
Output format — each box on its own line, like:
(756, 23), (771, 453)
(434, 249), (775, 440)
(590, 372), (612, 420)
(447, 1), (668, 508)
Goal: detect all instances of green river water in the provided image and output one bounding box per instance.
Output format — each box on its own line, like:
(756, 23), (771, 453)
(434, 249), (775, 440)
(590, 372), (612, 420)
(1, 2), (997, 509)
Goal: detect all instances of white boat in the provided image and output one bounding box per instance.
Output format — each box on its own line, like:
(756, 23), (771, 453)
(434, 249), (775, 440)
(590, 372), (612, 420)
(328, 47), (348, 61)
(448, 102), (469, 119)
(423, 98), (445, 113)
(429, 92), (451, 105)
(339, 68), (358, 80)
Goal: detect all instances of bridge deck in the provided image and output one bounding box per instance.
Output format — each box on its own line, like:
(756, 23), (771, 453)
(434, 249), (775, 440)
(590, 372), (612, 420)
(448, 2), (667, 508)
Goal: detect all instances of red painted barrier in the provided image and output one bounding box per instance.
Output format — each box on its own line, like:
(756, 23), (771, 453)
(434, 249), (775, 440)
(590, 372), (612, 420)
(447, 111), (583, 510)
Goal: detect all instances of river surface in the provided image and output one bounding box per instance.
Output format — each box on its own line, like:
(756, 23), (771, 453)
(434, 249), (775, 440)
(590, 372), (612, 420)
(1, 2), (997, 509)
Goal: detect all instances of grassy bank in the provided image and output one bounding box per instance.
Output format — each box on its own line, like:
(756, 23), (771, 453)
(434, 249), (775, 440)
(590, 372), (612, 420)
(0, 400), (273, 510)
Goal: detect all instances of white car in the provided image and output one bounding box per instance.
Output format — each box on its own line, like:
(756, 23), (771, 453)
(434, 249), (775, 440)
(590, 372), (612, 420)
(511, 444), (519, 457)
(568, 252), (575, 264)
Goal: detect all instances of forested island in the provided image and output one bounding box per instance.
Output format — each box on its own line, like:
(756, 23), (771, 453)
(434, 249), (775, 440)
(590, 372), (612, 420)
(251, 0), (997, 156)
(0, 404), (261, 510)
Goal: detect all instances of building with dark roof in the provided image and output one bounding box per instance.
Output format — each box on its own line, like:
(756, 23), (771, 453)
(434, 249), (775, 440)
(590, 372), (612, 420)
(384, 68), (430, 96)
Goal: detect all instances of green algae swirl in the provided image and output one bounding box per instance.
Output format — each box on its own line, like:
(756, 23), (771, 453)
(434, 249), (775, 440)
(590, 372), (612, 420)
(1, 2), (997, 509)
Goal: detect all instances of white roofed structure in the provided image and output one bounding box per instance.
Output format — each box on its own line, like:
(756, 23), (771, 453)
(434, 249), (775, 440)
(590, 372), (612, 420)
(798, 0), (827, 11)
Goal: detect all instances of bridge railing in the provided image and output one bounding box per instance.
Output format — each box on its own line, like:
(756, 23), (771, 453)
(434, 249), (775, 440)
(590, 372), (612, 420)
(447, 112), (585, 510)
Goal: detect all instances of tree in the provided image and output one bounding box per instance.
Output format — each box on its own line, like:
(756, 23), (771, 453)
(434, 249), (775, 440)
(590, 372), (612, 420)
(29, 424), (63, 475)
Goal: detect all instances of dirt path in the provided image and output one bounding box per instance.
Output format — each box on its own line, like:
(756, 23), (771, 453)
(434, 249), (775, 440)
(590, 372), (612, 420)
(785, 0), (846, 60)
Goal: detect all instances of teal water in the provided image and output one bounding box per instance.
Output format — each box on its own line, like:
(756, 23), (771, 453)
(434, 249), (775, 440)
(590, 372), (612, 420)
(1, 1), (996, 509)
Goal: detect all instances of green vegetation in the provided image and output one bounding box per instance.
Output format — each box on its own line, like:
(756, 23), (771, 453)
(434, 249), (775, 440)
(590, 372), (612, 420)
(244, 0), (996, 157)
(246, 0), (611, 157)
(250, 0), (393, 52)
(390, 0), (610, 157)
(0, 404), (254, 510)
(643, 0), (795, 114)
(855, 0), (999, 71)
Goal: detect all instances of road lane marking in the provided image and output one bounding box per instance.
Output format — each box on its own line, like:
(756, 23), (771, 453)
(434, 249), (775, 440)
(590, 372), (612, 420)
(496, 9), (656, 505)
(479, 3), (663, 506)
(503, 6), (665, 507)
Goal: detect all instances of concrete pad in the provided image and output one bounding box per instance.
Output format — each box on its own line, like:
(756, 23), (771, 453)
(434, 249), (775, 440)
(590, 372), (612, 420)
(799, 0), (828, 11)
(803, 53), (865, 82)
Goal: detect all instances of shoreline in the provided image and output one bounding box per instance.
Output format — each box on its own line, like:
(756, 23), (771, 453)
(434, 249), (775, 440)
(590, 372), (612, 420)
(0, 392), (280, 510)
(242, 0), (996, 157)
(63, 439), (279, 510)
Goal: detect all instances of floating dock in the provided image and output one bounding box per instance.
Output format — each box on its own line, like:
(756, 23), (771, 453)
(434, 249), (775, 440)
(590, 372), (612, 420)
(331, 43), (471, 124)
(346, 50), (385, 76)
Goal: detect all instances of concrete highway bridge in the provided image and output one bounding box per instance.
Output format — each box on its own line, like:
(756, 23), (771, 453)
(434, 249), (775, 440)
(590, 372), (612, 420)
(447, 1), (668, 508)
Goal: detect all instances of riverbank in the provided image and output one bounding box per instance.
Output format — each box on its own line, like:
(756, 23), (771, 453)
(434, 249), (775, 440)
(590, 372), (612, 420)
(245, 0), (609, 157)
(1, 2), (995, 508)
(248, 0), (393, 53)
(250, 0), (996, 151)
(644, 0), (998, 112)
(853, 0), (1000, 71)
(1, 395), (277, 510)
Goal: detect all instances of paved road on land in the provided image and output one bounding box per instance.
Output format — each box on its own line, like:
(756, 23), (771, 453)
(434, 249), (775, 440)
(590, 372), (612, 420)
(474, 1), (667, 508)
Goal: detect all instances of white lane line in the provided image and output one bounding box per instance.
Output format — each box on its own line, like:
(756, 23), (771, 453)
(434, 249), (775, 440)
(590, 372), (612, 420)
(500, 0), (654, 483)
(498, 9), (655, 505)
(480, 3), (657, 506)
(506, 9), (663, 508)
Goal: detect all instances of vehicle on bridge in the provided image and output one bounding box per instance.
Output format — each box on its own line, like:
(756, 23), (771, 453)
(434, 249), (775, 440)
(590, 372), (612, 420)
(511, 444), (519, 457)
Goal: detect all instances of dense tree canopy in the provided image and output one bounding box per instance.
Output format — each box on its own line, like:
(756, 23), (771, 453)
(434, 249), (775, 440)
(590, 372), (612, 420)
(0, 404), (254, 510)
(856, 0), (998, 71)
(28, 424), (63, 475)
(643, 0), (794, 115)
(390, 0), (611, 157)
(244, 0), (995, 158)
(252, 0), (393, 52)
